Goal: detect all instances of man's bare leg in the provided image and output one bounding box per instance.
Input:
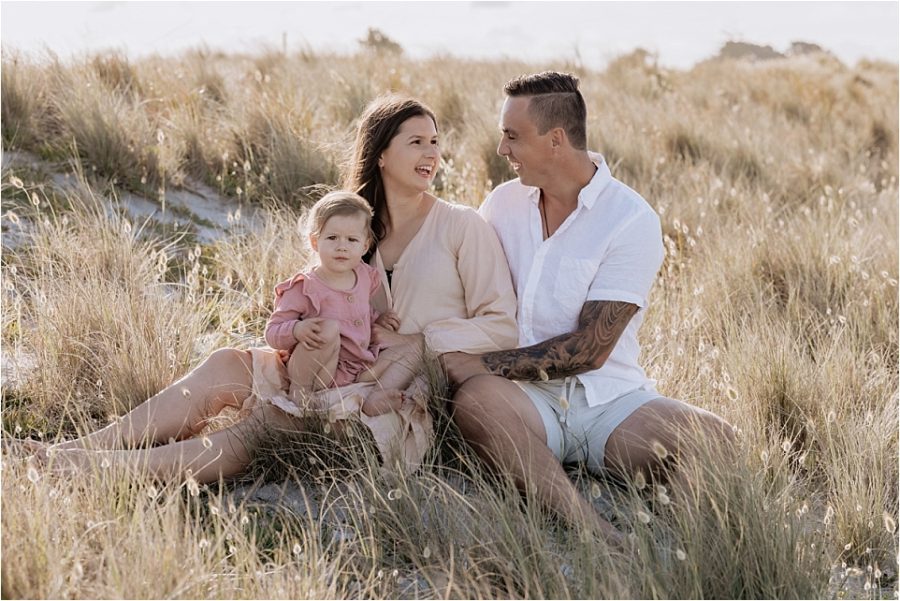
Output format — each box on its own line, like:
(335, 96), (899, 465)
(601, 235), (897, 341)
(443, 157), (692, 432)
(603, 397), (737, 499)
(38, 348), (256, 452)
(451, 374), (623, 545)
(286, 319), (341, 405)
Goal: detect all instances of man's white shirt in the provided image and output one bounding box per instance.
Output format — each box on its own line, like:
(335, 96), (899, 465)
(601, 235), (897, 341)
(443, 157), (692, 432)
(479, 152), (665, 407)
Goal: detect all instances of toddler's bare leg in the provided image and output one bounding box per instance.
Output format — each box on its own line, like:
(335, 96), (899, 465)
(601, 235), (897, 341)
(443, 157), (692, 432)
(358, 342), (422, 391)
(48, 349), (255, 452)
(357, 342), (422, 415)
(287, 319), (341, 404)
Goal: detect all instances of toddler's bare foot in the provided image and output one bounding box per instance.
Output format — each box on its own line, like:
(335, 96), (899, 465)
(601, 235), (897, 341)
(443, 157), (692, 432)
(361, 389), (404, 417)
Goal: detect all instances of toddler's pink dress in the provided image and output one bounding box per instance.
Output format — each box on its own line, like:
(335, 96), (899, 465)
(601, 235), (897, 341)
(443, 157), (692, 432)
(265, 262), (381, 387)
(252, 262), (431, 471)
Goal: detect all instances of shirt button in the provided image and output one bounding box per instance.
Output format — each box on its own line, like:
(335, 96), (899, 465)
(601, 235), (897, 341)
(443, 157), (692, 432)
(353, 319), (363, 327)
(346, 295), (354, 303)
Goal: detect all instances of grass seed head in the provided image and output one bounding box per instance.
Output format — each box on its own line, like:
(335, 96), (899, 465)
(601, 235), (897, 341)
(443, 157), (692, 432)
(883, 512), (897, 534)
(651, 440), (669, 460)
(186, 476), (200, 497)
(633, 470), (647, 490)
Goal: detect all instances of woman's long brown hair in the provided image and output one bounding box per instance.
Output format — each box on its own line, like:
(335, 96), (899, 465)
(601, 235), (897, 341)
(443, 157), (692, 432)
(343, 96), (437, 250)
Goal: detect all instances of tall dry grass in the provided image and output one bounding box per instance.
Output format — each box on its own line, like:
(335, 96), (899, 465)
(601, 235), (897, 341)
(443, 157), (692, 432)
(1, 46), (897, 598)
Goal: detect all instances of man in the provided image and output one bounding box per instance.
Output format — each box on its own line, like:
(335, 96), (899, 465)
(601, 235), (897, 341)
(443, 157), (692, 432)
(442, 71), (734, 544)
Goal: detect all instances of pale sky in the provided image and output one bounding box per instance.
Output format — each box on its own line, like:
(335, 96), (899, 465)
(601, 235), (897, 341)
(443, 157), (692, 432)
(1, 1), (897, 69)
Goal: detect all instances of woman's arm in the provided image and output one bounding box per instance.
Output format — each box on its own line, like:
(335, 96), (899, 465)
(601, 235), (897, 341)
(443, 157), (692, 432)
(421, 209), (518, 354)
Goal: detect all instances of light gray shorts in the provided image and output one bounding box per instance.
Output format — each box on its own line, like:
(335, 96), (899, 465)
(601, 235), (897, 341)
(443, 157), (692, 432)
(517, 378), (660, 472)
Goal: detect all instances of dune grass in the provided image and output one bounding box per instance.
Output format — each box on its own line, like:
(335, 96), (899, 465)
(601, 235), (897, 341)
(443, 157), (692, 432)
(1, 47), (897, 598)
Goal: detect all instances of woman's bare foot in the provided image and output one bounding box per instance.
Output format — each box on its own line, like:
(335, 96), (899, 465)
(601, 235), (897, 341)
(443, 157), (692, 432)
(361, 389), (403, 417)
(2, 437), (48, 457)
(22, 438), (50, 454)
(29, 446), (116, 475)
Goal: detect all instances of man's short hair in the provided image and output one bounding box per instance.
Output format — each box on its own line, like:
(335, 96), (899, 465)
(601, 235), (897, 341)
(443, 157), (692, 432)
(504, 71), (587, 150)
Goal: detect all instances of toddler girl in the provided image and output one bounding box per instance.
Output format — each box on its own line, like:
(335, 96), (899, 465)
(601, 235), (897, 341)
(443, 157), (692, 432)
(265, 191), (415, 417)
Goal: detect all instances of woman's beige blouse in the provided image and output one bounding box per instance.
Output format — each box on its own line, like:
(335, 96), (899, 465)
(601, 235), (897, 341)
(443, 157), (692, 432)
(371, 198), (518, 354)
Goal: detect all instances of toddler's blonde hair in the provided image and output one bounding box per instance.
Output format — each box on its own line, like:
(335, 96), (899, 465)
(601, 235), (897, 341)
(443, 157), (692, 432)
(302, 190), (374, 241)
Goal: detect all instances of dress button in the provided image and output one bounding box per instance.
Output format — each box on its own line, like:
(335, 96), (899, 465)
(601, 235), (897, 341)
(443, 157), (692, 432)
(346, 295), (354, 303)
(353, 319), (363, 327)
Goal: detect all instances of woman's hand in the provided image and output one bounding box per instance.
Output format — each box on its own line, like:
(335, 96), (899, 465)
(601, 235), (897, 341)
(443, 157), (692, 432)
(372, 326), (423, 350)
(374, 310), (401, 332)
(293, 318), (327, 350)
(440, 351), (490, 389)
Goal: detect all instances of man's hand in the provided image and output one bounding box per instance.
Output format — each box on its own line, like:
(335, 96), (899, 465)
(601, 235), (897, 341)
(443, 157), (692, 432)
(292, 318), (327, 350)
(440, 351), (490, 388)
(374, 310), (401, 332)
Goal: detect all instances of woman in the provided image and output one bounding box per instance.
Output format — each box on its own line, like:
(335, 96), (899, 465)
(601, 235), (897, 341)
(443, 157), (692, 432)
(31, 96), (518, 481)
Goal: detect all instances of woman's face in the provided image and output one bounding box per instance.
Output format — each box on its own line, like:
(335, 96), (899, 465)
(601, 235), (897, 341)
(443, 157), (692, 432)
(379, 115), (440, 196)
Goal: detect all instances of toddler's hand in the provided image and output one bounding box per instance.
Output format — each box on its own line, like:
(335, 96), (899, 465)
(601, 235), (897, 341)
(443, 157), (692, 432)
(374, 310), (401, 332)
(293, 318), (327, 350)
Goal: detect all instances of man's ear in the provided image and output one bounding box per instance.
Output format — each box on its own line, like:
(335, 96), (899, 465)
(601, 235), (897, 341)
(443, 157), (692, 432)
(309, 232), (319, 252)
(550, 127), (565, 151)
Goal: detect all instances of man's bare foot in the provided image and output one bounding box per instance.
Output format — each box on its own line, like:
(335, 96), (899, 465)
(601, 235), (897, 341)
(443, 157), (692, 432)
(361, 389), (403, 417)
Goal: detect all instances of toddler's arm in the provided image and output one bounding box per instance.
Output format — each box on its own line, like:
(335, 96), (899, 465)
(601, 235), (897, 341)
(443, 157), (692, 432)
(265, 280), (310, 350)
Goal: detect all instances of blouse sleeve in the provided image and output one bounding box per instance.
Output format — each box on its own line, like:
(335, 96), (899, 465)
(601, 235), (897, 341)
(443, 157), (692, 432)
(422, 208), (519, 354)
(265, 274), (312, 350)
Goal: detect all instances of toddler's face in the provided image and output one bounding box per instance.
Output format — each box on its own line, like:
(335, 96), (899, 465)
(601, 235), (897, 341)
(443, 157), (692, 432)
(310, 213), (370, 275)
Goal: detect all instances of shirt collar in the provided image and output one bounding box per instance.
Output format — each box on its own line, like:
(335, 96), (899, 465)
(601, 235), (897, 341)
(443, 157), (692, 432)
(579, 152), (611, 210)
(525, 151), (612, 209)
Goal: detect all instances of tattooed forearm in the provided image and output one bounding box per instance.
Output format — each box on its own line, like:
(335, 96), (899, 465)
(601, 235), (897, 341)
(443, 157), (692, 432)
(481, 301), (638, 381)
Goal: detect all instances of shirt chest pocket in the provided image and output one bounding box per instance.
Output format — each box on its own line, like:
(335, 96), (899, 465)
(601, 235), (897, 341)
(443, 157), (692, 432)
(551, 257), (598, 329)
